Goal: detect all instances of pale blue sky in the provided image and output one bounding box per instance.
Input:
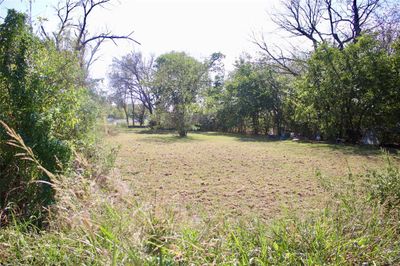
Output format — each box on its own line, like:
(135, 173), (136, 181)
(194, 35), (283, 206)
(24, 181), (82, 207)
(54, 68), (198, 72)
(1, 0), (288, 81)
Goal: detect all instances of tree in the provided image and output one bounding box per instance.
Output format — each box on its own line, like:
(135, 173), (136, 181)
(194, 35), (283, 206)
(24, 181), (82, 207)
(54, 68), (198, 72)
(109, 51), (155, 126)
(0, 10), (98, 222)
(40, 0), (139, 73)
(296, 35), (400, 142)
(213, 57), (287, 135)
(108, 70), (131, 125)
(254, 0), (397, 75)
(153, 52), (209, 137)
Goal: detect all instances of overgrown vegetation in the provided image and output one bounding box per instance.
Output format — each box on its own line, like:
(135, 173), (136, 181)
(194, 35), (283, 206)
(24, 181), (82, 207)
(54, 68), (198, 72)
(0, 10), (98, 224)
(0, 0), (399, 264)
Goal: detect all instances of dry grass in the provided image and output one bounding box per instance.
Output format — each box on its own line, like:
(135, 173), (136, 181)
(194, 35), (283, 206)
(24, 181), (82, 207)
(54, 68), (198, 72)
(107, 128), (387, 224)
(2, 126), (399, 265)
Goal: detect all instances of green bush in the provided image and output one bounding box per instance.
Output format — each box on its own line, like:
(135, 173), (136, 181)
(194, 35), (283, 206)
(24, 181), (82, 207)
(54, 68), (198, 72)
(0, 10), (98, 224)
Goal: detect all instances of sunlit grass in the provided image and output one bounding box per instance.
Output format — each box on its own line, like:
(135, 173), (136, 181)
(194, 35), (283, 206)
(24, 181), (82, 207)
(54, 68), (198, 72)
(109, 128), (388, 222)
(2, 127), (399, 265)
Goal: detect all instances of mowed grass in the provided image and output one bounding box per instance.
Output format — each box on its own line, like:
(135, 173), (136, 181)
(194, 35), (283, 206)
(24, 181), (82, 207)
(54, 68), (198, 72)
(3, 128), (400, 265)
(109, 128), (386, 222)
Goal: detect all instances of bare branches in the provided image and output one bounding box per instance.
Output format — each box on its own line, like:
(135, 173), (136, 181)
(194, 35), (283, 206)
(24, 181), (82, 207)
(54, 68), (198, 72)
(269, 0), (385, 50)
(54, 0), (79, 49)
(252, 34), (302, 76)
(255, 0), (393, 76)
(39, 0), (140, 72)
(272, 0), (324, 49)
(75, 0), (110, 51)
(81, 31), (140, 48)
(109, 52), (155, 115)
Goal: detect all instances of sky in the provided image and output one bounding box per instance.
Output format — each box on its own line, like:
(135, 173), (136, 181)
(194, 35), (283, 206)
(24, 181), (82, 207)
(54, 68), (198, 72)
(0, 0), (288, 83)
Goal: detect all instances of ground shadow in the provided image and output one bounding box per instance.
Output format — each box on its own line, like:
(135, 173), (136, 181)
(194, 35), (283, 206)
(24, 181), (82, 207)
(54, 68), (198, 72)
(119, 127), (396, 156)
(199, 131), (387, 157)
(195, 131), (278, 142)
(138, 135), (201, 144)
(309, 142), (390, 156)
(135, 129), (177, 135)
(131, 128), (203, 143)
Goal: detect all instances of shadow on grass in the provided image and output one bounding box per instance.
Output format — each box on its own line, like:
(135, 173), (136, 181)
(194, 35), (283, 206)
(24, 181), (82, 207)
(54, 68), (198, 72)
(120, 128), (392, 156)
(195, 131), (278, 142)
(320, 143), (386, 156)
(131, 129), (202, 143)
(139, 135), (201, 144)
(112, 127), (172, 135)
(135, 129), (176, 135)
(198, 131), (385, 156)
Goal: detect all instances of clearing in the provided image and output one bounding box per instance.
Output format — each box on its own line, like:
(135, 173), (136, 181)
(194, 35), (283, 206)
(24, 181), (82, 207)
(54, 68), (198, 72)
(109, 129), (385, 222)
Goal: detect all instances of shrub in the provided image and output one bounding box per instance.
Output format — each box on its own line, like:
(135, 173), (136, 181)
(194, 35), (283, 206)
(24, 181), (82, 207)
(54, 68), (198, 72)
(0, 10), (97, 224)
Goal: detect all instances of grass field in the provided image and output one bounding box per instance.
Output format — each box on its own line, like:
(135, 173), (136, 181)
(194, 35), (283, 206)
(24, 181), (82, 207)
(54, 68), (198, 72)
(3, 127), (400, 265)
(109, 128), (386, 223)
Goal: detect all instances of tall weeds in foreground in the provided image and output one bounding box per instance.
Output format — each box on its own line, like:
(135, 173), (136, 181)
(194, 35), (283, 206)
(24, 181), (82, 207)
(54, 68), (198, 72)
(0, 121), (56, 226)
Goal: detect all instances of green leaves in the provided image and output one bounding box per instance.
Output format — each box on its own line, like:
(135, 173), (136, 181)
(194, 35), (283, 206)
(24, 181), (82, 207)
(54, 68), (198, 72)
(298, 35), (400, 142)
(215, 57), (287, 135)
(153, 52), (208, 136)
(0, 10), (98, 223)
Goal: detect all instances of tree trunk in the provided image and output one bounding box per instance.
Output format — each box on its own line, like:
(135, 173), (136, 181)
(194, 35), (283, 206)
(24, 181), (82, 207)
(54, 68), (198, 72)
(274, 110), (282, 136)
(263, 114), (270, 135)
(352, 0), (362, 40)
(252, 112), (260, 135)
(130, 94), (135, 126)
(178, 129), (187, 137)
(175, 106), (187, 137)
(122, 104), (129, 127)
(139, 106), (145, 126)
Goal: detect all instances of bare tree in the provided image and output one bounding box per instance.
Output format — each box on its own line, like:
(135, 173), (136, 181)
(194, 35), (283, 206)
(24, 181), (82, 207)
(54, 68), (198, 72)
(271, 0), (325, 50)
(114, 52), (155, 115)
(109, 52), (156, 126)
(254, 0), (393, 75)
(271, 0), (382, 49)
(252, 34), (306, 76)
(40, 0), (140, 72)
(108, 70), (131, 125)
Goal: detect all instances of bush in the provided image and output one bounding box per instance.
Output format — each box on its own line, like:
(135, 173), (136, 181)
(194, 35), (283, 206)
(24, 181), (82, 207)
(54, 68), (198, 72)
(0, 10), (98, 224)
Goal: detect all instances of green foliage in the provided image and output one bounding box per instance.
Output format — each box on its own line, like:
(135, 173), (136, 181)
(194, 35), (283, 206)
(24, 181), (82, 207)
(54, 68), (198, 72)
(153, 52), (208, 137)
(368, 157), (400, 212)
(297, 35), (400, 142)
(197, 35), (400, 143)
(207, 56), (288, 135)
(0, 10), (98, 223)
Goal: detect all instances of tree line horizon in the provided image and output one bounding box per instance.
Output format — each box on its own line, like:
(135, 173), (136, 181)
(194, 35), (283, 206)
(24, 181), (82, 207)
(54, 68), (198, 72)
(108, 0), (400, 143)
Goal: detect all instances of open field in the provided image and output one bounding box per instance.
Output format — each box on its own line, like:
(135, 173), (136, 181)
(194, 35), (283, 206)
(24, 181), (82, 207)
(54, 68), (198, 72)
(109, 128), (388, 222)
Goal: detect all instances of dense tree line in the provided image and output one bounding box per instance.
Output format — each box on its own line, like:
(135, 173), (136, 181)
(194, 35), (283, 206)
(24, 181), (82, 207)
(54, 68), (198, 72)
(109, 0), (399, 143)
(203, 35), (400, 143)
(110, 34), (400, 143)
